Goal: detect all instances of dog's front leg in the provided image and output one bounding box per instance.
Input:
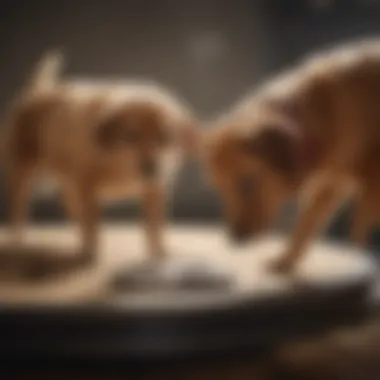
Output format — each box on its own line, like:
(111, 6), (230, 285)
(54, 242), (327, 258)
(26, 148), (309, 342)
(76, 181), (99, 264)
(349, 189), (379, 247)
(268, 171), (351, 274)
(142, 182), (166, 261)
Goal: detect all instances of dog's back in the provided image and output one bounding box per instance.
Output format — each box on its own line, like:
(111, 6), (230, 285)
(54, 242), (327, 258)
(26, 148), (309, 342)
(4, 51), (196, 203)
(241, 40), (380, 167)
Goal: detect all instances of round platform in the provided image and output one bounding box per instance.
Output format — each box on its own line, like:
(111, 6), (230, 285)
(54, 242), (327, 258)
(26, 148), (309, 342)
(0, 224), (376, 368)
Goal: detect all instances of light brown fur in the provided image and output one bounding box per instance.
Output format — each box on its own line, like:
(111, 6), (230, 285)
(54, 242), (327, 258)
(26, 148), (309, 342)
(204, 40), (380, 273)
(4, 52), (199, 264)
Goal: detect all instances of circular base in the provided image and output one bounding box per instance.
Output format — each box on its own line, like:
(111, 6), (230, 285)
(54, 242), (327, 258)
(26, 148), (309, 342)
(0, 225), (376, 365)
(111, 255), (234, 292)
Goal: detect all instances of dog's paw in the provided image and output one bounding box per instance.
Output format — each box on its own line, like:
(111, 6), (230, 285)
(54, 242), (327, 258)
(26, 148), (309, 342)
(265, 256), (296, 275)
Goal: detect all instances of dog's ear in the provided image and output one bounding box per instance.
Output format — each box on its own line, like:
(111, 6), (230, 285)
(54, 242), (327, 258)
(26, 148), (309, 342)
(96, 114), (121, 148)
(178, 119), (202, 158)
(242, 126), (299, 176)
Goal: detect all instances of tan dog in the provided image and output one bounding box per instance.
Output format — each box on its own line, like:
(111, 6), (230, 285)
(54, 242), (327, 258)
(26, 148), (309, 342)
(204, 40), (380, 273)
(3, 51), (198, 264)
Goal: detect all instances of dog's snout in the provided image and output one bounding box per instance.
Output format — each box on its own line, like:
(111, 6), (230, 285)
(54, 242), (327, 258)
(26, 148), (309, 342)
(229, 225), (251, 244)
(141, 158), (157, 178)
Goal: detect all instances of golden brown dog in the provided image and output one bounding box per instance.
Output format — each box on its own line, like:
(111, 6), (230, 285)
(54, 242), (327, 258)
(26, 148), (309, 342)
(3, 51), (198, 264)
(204, 40), (380, 273)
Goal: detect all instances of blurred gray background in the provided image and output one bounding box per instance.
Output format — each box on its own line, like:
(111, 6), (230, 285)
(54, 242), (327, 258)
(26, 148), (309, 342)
(0, 0), (380, 238)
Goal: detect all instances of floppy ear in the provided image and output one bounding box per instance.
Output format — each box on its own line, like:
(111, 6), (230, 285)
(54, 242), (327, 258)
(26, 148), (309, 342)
(96, 114), (121, 148)
(242, 126), (299, 176)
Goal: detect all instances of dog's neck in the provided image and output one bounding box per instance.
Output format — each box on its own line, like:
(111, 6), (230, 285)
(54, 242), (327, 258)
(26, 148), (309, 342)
(294, 122), (320, 177)
(268, 96), (320, 177)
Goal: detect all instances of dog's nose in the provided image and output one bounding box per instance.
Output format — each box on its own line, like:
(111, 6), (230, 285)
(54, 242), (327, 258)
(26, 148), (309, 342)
(229, 225), (251, 244)
(141, 158), (157, 178)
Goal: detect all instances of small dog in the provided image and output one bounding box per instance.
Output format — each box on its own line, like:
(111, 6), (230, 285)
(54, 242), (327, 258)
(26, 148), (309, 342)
(203, 40), (380, 273)
(3, 51), (199, 264)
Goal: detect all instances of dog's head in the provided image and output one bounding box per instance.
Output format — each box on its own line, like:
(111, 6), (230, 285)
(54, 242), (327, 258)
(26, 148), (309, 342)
(96, 99), (199, 181)
(204, 112), (302, 244)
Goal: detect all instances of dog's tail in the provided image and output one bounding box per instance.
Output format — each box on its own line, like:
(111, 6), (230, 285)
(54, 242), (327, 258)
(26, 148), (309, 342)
(26, 49), (64, 93)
